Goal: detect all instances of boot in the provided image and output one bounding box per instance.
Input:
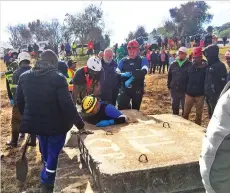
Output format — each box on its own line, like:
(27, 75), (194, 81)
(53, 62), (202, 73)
(41, 183), (54, 193)
(6, 124), (20, 148)
(28, 134), (37, 147)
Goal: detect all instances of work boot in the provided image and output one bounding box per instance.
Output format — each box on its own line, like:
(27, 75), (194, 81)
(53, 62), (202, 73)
(28, 134), (37, 147)
(40, 183), (54, 193)
(6, 124), (20, 148)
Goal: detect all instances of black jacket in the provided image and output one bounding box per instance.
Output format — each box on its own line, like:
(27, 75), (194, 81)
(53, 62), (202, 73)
(203, 45), (227, 99)
(150, 53), (159, 64)
(167, 59), (192, 93)
(15, 68), (84, 136)
(12, 66), (31, 99)
(186, 60), (207, 97)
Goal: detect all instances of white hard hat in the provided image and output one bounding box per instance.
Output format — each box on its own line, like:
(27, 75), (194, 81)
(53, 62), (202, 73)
(178, 47), (187, 54)
(87, 56), (102, 72)
(18, 52), (31, 63)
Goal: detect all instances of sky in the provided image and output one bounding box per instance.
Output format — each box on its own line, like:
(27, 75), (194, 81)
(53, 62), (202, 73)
(1, 1), (230, 45)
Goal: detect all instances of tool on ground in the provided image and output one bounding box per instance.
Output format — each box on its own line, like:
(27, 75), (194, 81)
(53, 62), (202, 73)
(16, 134), (30, 182)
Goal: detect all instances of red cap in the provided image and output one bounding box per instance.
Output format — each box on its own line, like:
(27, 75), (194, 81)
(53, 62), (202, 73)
(193, 47), (203, 57)
(128, 40), (139, 48)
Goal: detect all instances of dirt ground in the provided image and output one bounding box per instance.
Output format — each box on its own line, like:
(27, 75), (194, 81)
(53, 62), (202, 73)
(0, 50), (228, 193)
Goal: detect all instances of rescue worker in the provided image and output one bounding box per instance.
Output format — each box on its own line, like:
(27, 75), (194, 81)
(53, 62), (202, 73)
(203, 44), (227, 119)
(5, 61), (19, 107)
(167, 47), (192, 115)
(81, 95), (127, 127)
(66, 59), (77, 92)
(72, 41), (77, 56)
(225, 50), (230, 81)
(199, 81), (230, 193)
(100, 48), (119, 106)
(15, 50), (91, 192)
(6, 52), (35, 148)
(116, 39), (149, 111)
(72, 56), (102, 106)
(183, 47), (207, 125)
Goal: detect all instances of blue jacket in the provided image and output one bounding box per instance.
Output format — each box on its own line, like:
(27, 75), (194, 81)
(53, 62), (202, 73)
(15, 68), (84, 136)
(100, 59), (119, 89)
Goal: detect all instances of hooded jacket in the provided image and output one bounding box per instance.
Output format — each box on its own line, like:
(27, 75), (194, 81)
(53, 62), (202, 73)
(15, 50), (84, 136)
(203, 45), (227, 99)
(199, 81), (230, 193)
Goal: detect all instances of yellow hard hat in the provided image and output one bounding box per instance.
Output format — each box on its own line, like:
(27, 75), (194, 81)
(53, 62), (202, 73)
(82, 95), (97, 113)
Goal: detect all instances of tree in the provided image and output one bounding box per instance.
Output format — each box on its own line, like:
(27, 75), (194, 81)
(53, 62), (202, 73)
(125, 31), (135, 42)
(65, 4), (105, 44)
(134, 26), (148, 38)
(166, 1), (213, 37)
(46, 19), (62, 47)
(219, 28), (230, 38)
(7, 24), (32, 48)
(28, 19), (53, 42)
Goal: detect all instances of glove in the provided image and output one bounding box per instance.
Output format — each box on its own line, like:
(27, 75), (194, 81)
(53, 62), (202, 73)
(120, 72), (132, 78)
(10, 99), (14, 106)
(125, 76), (135, 88)
(96, 120), (114, 127)
(75, 120), (85, 130)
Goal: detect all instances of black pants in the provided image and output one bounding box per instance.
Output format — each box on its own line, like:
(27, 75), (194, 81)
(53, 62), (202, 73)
(206, 96), (218, 119)
(159, 62), (168, 74)
(117, 87), (144, 111)
(149, 63), (157, 74)
(101, 87), (119, 106)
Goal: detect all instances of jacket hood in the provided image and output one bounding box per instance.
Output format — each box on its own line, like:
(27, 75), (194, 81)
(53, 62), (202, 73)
(203, 44), (219, 65)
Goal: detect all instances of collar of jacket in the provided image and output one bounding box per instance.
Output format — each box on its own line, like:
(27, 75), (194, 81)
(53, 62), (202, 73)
(176, 58), (188, 67)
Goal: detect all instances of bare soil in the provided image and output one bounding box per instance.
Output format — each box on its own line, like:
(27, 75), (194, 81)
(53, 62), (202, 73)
(0, 50), (228, 192)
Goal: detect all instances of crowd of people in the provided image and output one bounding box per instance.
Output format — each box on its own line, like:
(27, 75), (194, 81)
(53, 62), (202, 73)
(3, 33), (230, 192)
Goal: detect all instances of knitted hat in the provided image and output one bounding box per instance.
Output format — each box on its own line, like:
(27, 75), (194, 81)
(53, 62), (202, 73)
(193, 47), (203, 57)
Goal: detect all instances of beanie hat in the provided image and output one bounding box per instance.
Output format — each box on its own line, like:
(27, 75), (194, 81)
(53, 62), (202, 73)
(193, 47), (203, 57)
(40, 49), (58, 67)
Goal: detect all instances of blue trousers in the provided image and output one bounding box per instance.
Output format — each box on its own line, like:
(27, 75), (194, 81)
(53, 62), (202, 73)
(37, 134), (66, 185)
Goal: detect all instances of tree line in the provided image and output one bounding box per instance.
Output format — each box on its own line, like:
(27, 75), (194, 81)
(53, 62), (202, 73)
(125, 1), (230, 42)
(7, 4), (110, 50)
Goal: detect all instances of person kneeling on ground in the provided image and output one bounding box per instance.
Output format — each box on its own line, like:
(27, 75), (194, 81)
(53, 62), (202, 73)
(81, 95), (127, 127)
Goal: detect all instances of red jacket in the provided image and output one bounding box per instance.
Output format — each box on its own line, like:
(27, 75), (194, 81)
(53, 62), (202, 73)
(88, 41), (94, 50)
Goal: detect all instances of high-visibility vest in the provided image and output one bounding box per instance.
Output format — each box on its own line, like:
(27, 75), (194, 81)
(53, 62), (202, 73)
(67, 68), (75, 92)
(72, 43), (77, 49)
(5, 71), (14, 94)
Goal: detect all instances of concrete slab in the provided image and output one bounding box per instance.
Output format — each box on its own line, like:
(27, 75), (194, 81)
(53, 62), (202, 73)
(78, 112), (205, 193)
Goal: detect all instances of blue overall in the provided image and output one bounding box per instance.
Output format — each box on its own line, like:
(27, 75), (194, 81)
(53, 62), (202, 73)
(38, 134), (66, 184)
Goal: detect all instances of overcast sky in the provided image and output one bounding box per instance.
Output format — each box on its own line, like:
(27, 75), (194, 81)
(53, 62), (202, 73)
(1, 1), (230, 45)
